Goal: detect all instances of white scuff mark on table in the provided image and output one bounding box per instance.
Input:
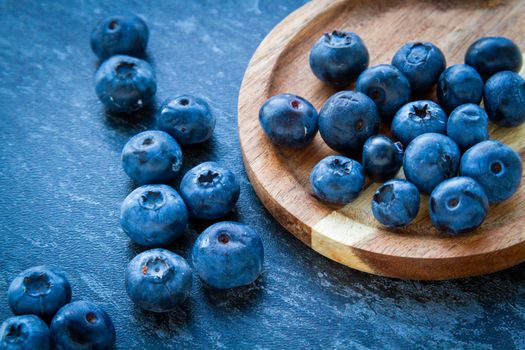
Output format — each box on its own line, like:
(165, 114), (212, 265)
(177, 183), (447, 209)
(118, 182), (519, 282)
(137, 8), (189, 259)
(174, 16), (198, 34)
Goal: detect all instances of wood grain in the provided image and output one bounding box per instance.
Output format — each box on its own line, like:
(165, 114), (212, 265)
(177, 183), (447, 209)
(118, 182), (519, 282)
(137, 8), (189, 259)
(238, 0), (525, 279)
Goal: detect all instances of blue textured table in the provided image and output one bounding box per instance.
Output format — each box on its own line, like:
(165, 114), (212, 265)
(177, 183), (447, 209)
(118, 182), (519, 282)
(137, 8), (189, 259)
(1, 1), (525, 349)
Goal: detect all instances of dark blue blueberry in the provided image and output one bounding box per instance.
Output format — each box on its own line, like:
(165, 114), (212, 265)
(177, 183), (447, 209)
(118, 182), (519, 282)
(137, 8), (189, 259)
(362, 135), (403, 183)
(429, 177), (489, 235)
(403, 133), (460, 195)
(446, 104), (488, 151)
(7, 266), (71, 322)
(0, 315), (50, 350)
(309, 31), (369, 88)
(460, 140), (522, 203)
(50, 301), (115, 350)
(465, 36), (522, 80)
(318, 91), (379, 155)
(125, 249), (192, 312)
(180, 162), (240, 219)
(437, 64), (483, 113)
(95, 55), (156, 113)
(156, 95), (216, 145)
(192, 221), (264, 289)
(391, 100), (447, 146)
(121, 130), (183, 185)
(483, 71), (525, 127)
(371, 179), (420, 227)
(258, 93), (318, 149)
(356, 64), (411, 121)
(90, 13), (149, 61)
(391, 42), (446, 92)
(310, 155), (364, 204)
(120, 184), (188, 247)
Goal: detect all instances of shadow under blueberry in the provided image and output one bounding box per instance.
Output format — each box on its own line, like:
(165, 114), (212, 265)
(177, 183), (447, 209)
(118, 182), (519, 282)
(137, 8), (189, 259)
(103, 103), (157, 132)
(125, 230), (195, 262)
(92, 51), (153, 70)
(199, 273), (266, 312)
(129, 300), (193, 338)
(410, 86), (437, 102)
(188, 209), (242, 234)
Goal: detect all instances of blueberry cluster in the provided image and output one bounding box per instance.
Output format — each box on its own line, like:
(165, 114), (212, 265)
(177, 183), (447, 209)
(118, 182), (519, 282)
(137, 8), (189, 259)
(259, 32), (524, 235)
(1, 266), (115, 349)
(89, 13), (264, 313)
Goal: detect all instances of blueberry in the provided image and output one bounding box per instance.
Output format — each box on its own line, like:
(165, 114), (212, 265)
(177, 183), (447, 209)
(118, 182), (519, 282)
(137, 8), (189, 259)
(465, 36), (522, 80)
(258, 93), (318, 148)
(362, 135), (403, 183)
(50, 301), (115, 350)
(391, 42), (446, 92)
(125, 249), (192, 312)
(483, 71), (525, 127)
(121, 130), (183, 185)
(310, 155), (364, 204)
(95, 55), (156, 113)
(446, 104), (488, 152)
(0, 315), (50, 350)
(192, 221), (264, 289)
(7, 266), (71, 322)
(180, 162), (240, 219)
(460, 140), (522, 203)
(391, 100), (447, 146)
(90, 13), (149, 61)
(403, 133), (460, 194)
(318, 91), (379, 155)
(309, 31), (369, 87)
(429, 177), (489, 234)
(371, 179), (420, 227)
(437, 64), (483, 113)
(156, 95), (216, 145)
(356, 64), (411, 121)
(120, 184), (188, 247)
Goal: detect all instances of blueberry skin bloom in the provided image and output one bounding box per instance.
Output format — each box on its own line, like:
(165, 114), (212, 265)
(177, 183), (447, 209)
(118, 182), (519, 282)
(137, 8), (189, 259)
(460, 140), (522, 203)
(121, 130), (183, 185)
(90, 13), (149, 61)
(483, 71), (525, 127)
(403, 133), (460, 195)
(258, 93), (318, 149)
(7, 266), (72, 322)
(309, 30), (369, 88)
(429, 177), (489, 235)
(356, 64), (411, 121)
(371, 179), (420, 227)
(0, 315), (50, 350)
(310, 155), (364, 204)
(437, 64), (483, 113)
(125, 249), (192, 312)
(391, 100), (447, 146)
(362, 135), (403, 183)
(465, 37), (522, 80)
(156, 95), (216, 145)
(120, 184), (188, 247)
(50, 301), (115, 350)
(318, 91), (380, 155)
(446, 104), (488, 151)
(192, 221), (264, 289)
(180, 162), (240, 219)
(95, 55), (156, 113)
(391, 41), (446, 92)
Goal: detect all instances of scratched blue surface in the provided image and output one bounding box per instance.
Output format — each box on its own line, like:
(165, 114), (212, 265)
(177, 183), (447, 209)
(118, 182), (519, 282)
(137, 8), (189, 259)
(1, 1), (525, 349)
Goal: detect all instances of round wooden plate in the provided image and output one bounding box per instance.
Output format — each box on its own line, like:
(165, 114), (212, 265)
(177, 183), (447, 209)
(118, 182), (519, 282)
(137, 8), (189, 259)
(238, 0), (525, 279)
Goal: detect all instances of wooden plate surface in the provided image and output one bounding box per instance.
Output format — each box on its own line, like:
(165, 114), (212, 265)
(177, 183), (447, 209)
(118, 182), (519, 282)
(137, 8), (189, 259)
(237, 0), (525, 279)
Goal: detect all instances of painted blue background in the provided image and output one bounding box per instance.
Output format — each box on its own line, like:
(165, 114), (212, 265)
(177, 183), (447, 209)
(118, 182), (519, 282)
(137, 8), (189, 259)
(1, 1), (524, 348)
